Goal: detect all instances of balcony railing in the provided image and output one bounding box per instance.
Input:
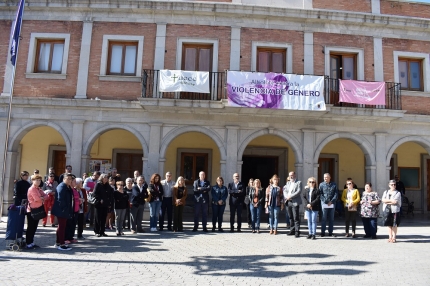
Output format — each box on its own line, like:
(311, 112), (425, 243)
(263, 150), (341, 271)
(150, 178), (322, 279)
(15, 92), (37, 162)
(142, 70), (402, 110)
(141, 70), (226, 100)
(325, 78), (402, 110)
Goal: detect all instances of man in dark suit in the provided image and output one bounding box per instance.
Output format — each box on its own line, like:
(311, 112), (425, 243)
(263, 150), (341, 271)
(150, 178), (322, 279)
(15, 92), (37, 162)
(193, 171), (211, 232)
(228, 173), (245, 232)
(283, 171), (302, 237)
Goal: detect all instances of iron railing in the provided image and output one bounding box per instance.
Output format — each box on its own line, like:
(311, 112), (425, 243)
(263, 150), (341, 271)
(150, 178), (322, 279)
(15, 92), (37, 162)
(142, 70), (402, 110)
(141, 70), (226, 100)
(325, 78), (402, 110)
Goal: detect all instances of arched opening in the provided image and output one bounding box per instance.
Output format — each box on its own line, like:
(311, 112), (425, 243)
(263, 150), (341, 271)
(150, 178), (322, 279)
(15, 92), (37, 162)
(18, 126), (67, 179)
(240, 134), (296, 189)
(164, 131), (221, 187)
(316, 138), (366, 189)
(389, 141), (430, 213)
(88, 129), (144, 179)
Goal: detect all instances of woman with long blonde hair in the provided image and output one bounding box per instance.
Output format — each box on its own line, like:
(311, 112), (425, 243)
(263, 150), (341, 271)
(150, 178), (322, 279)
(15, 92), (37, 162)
(265, 174), (284, 235)
(172, 176), (187, 232)
(249, 179), (264, 233)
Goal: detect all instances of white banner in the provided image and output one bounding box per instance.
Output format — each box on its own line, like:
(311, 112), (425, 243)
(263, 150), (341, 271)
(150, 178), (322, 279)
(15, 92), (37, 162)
(227, 71), (326, 111)
(159, 70), (210, 93)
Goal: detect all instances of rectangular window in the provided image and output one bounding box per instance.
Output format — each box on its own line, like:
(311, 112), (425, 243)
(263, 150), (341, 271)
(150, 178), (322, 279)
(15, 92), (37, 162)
(34, 40), (65, 73)
(398, 58), (423, 91)
(330, 53), (357, 80)
(107, 41), (138, 76)
(257, 48), (286, 73)
(180, 152), (208, 186)
(182, 44), (213, 71)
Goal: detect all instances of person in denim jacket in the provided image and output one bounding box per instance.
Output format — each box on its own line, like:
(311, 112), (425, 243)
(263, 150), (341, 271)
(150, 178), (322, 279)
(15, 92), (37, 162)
(211, 176), (228, 232)
(319, 173), (338, 237)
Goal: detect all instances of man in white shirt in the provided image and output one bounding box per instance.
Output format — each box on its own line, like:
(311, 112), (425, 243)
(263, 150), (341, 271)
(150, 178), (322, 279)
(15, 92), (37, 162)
(159, 172), (175, 231)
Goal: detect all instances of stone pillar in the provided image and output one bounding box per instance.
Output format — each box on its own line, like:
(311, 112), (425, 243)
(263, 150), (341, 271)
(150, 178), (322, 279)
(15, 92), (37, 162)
(365, 165), (376, 187)
(302, 129), (316, 183)
(375, 133), (388, 194)
(371, 0), (381, 14)
(147, 123), (162, 179)
(303, 32), (314, 75)
(81, 155), (91, 174)
(226, 126), (239, 177)
(154, 23), (166, 70)
(230, 27), (241, 71)
(75, 21), (93, 99)
(70, 120), (85, 176)
(373, 37), (384, 82)
(1, 22), (13, 96)
(158, 158), (166, 177)
(220, 160), (226, 180)
(1, 151), (19, 215)
(142, 157), (149, 181)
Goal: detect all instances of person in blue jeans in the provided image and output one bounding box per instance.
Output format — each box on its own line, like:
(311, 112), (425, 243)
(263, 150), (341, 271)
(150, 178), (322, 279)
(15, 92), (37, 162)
(302, 177), (320, 240)
(148, 173), (164, 232)
(211, 176), (228, 232)
(265, 175), (284, 235)
(319, 173), (338, 237)
(249, 179), (264, 233)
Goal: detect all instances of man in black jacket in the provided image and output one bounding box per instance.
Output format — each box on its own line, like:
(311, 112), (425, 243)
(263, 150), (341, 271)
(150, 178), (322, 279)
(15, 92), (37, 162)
(130, 176), (148, 233)
(228, 173), (245, 232)
(13, 171), (30, 206)
(193, 171), (211, 232)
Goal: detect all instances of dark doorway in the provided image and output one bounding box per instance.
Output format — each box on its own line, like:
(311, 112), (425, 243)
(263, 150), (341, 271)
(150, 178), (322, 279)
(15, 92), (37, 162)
(242, 156), (279, 189)
(318, 157), (335, 185)
(116, 153), (143, 179)
(53, 150), (66, 175)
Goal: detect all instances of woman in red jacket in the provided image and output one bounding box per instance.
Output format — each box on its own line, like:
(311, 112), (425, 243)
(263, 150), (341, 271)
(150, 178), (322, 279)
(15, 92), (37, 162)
(26, 174), (48, 249)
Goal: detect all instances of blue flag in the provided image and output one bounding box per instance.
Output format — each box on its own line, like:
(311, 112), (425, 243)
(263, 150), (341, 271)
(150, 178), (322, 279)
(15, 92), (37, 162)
(10, 0), (25, 66)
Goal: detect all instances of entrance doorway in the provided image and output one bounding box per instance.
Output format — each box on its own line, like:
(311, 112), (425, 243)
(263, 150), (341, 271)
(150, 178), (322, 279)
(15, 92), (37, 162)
(53, 150), (66, 175)
(242, 156), (279, 189)
(318, 157), (335, 185)
(116, 153), (143, 179)
(427, 159), (430, 211)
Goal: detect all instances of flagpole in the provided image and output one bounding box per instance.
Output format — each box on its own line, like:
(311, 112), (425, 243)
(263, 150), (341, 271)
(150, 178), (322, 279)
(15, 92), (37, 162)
(0, 0), (25, 220)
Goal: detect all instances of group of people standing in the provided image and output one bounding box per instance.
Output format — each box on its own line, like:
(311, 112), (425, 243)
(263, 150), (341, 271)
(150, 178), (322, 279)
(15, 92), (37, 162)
(14, 166), (402, 250)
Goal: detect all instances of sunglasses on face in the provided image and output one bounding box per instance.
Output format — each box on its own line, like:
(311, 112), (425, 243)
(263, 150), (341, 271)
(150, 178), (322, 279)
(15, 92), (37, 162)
(347, 183), (352, 185)
(389, 184), (395, 186)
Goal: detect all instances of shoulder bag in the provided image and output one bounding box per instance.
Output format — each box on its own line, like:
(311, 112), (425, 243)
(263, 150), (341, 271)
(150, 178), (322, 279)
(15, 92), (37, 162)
(30, 204), (46, 220)
(87, 191), (96, 205)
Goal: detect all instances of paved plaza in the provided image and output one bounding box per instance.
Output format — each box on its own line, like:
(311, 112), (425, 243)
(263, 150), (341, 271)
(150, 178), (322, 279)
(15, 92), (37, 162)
(1, 212), (429, 285)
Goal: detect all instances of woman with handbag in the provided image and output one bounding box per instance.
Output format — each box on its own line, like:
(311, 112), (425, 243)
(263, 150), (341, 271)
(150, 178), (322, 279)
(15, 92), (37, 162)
(26, 174), (48, 249)
(382, 180), (402, 243)
(42, 173), (58, 227)
(173, 176), (188, 232)
(265, 174), (284, 235)
(114, 181), (130, 236)
(249, 179), (264, 233)
(341, 179), (360, 238)
(211, 176), (228, 232)
(302, 177), (320, 240)
(360, 183), (380, 239)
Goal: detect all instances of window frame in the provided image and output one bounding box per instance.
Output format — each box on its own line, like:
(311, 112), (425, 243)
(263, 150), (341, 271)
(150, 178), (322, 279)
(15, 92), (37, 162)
(394, 51), (430, 94)
(99, 35), (144, 82)
(176, 38), (219, 72)
(181, 43), (213, 71)
(106, 41), (138, 76)
(329, 53), (358, 80)
(25, 33), (70, 80)
(398, 58), (424, 91)
(324, 46), (364, 80)
(251, 41), (292, 73)
(34, 39), (65, 74)
(256, 47), (287, 73)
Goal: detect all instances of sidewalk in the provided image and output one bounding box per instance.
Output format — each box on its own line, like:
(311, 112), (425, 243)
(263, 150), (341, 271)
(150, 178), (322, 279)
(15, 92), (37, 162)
(1, 212), (429, 285)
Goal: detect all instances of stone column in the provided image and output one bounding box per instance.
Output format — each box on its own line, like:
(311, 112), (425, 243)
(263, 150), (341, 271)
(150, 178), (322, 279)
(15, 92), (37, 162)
(81, 155), (91, 174)
(226, 126), (239, 177)
(158, 158), (166, 178)
(154, 23), (166, 70)
(75, 21), (93, 99)
(371, 0), (381, 14)
(230, 27), (241, 71)
(375, 133), (388, 194)
(147, 123), (162, 179)
(1, 151), (19, 215)
(373, 37), (384, 82)
(302, 129), (316, 183)
(142, 157), (149, 181)
(303, 32), (314, 75)
(70, 120), (85, 176)
(365, 165), (376, 187)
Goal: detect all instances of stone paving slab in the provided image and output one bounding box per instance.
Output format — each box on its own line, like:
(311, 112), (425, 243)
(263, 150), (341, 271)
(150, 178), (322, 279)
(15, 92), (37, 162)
(0, 214), (429, 285)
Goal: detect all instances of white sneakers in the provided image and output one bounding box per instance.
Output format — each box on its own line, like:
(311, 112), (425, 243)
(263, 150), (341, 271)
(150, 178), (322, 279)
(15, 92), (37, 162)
(150, 227), (157, 232)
